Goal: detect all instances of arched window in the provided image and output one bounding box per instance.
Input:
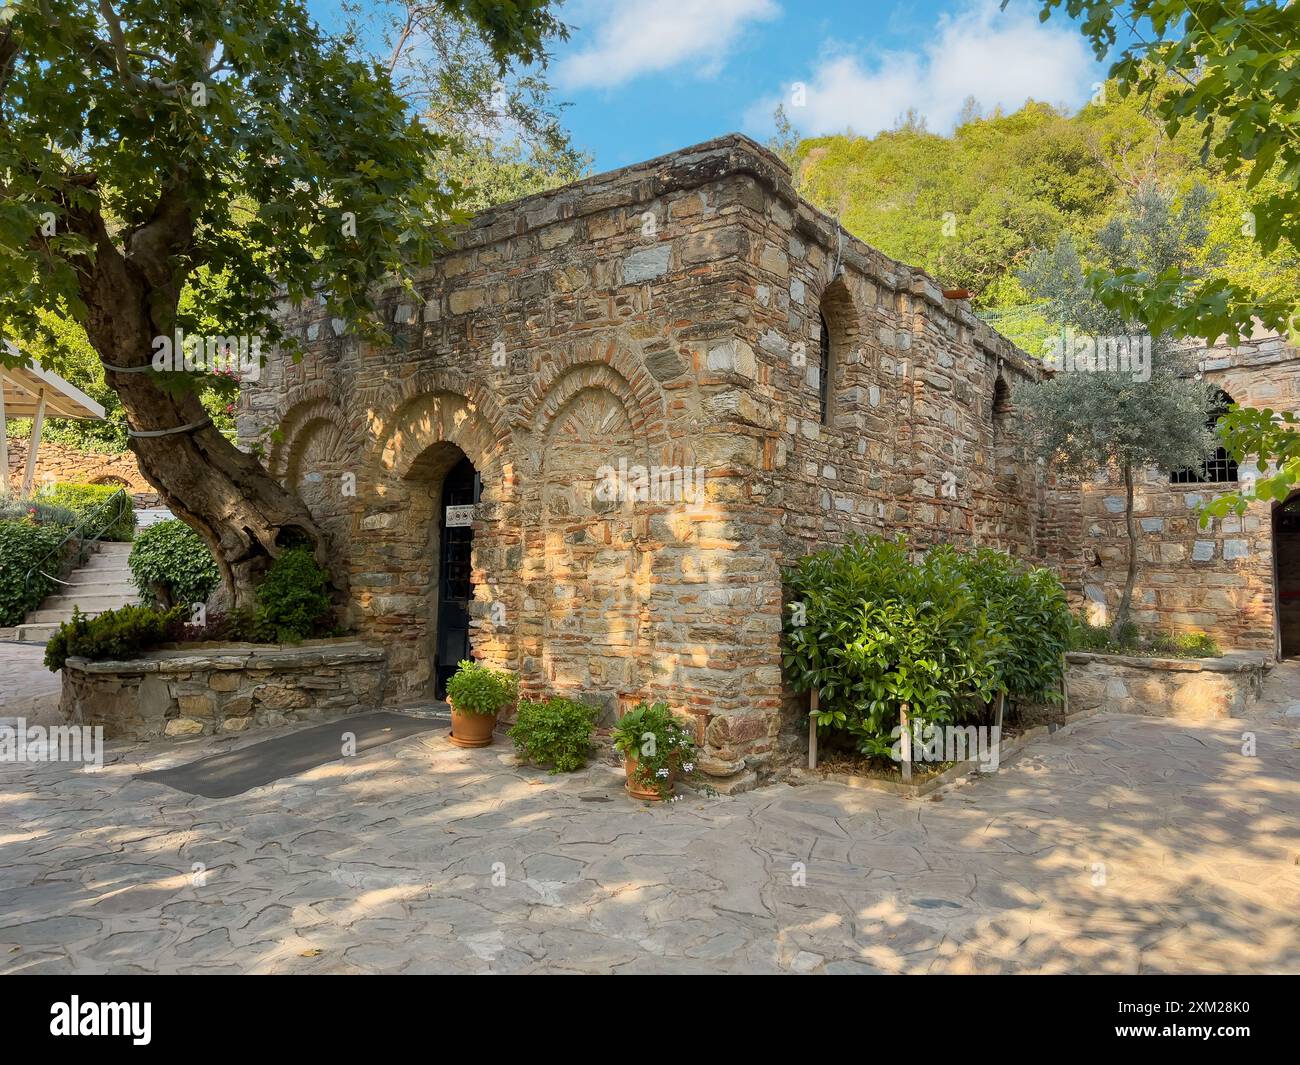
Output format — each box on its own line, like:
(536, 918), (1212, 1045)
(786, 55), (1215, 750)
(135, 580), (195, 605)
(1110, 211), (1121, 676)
(816, 278), (856, 427)
(1170, 389), (1239, 484)
(992, 374), (1012, 434)
(817, 312), (831, 424)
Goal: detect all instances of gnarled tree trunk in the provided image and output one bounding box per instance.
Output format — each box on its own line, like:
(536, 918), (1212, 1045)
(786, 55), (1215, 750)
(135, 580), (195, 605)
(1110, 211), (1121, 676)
(70, 184), (326, 610)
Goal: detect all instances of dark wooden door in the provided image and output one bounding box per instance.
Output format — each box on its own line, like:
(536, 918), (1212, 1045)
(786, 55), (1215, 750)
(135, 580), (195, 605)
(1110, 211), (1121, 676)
(436, 457), (480, 698)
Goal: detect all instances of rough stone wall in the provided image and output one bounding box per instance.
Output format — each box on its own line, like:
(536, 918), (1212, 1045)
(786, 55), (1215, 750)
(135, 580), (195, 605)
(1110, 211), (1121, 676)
(1065, 650), (1266, 721)
(60, 641), (387, 740)
(239, 135), (1049, 784)
(4, 439), (158, 505)
(1063, 335), (1299, 652)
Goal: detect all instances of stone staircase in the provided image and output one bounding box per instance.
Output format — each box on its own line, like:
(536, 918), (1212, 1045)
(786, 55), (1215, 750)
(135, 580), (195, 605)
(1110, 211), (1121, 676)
(16, 541), (139, 644)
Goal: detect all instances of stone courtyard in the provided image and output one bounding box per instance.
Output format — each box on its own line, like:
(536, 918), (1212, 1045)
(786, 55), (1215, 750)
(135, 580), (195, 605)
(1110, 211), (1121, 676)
(3, 641), (1297, 975)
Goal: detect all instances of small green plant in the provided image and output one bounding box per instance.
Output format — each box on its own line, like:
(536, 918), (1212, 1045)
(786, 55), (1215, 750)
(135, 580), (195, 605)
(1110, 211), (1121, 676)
(129, 519), (221, 608)
(1150, 630), (1223, 659)
(44, 604), (187, 672)
(38, 483), (135, 541)
(254, 546), (333, 643)
(509, 697), (598, 773)
(0, 518), (67, 626)
(611, 700), (697, 800)
(445, 659), (518, 715)
(0, 496), (77, 527)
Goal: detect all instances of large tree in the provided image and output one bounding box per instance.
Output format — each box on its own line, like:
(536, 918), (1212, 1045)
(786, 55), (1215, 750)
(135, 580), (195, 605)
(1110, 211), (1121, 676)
(1031, 1), (1300, 513)
(1013, 183), (1217, 637)
(0, 0), (562, 605)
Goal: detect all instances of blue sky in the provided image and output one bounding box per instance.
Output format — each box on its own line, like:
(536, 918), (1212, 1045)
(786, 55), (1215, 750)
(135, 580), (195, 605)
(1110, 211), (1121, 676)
(312, 0), (1116, 173)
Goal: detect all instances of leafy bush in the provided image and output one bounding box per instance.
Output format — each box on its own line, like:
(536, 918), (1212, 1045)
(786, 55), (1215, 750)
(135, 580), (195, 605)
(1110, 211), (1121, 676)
(611, 701), (697, 800)
(509, 697), (598, 773)
(44, 604), (186, 672)
(1151, 630), (1222, 658)
(254, 547), (333, 643)
(948, 547), (1073, 701)
(0, 496), (77, 527)
(1070, 615), (1221, 659)
(38, 483), (135, 541)
(0, 519), (67, 626)
(783, 536), (1072, 759)
(445, 659), (518, 715)
(129, 519), (221, 609)
(1069, 613), (1138, 653)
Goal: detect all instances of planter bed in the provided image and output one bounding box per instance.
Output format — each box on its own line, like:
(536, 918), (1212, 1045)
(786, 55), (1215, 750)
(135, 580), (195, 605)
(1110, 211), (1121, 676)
(789, 705), (1106, 798)
(60, 638), (389, 740)
(1064, 650), (1268, 720)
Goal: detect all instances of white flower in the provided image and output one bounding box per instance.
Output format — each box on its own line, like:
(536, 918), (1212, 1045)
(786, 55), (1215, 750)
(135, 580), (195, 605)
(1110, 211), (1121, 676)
(683, 762), (695, 773)
(655, 768), (669, 778)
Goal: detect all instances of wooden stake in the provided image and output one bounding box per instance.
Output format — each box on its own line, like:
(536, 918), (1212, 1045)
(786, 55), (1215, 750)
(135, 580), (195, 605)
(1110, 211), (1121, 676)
(899, 702), (912, 783)
(807, 688), (819, 770)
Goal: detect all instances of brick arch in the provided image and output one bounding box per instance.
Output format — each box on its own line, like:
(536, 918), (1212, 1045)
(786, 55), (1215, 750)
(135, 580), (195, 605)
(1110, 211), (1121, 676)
(815, 273), (863, 354)
(375, 388), (512, 498)
(268, 395), (350, 482)
(517, 340), (662, 435)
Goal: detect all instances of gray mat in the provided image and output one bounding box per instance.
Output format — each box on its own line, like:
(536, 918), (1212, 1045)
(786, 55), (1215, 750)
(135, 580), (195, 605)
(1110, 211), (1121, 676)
(134, 712), (444, 798)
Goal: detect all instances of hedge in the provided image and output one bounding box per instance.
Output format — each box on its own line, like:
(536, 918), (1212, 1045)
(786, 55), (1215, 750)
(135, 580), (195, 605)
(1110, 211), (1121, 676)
(782, 536), (1072, 758)
(129, 519), (220, 609)
(0, 519), (68, 626)
(38, 483), (135, 541)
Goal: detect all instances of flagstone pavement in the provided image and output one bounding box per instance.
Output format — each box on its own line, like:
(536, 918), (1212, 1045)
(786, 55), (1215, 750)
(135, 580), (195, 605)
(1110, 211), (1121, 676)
(1, 640), (1298, 974)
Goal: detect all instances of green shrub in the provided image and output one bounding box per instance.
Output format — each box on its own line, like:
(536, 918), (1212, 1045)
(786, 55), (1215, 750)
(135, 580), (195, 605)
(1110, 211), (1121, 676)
(0, 519), (67, 626)
(38, 483), (135, 541)
(0, 496), (77, 527)
(1150, 630), (1222, 658)
(783, 536), (1073, 759)
(44, 604), (186, 672)
(947, 547), (1073, 702)
(445, 659), (518, 715)
(129, 519), (220, 608)
(254, 547), (333, 643)
(611, 700), (697, 799)
(509, 697), (599, 773)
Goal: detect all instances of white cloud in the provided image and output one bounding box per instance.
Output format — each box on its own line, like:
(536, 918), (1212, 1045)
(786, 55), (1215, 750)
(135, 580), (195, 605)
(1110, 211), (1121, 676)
(746, 2), (1096, 137)
(556, 0), (780, 90)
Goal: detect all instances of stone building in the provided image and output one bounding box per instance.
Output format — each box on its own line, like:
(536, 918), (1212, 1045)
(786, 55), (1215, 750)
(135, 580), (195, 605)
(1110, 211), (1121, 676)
(240, 134), (1298, 788)
(1061, 331), (1300, 656)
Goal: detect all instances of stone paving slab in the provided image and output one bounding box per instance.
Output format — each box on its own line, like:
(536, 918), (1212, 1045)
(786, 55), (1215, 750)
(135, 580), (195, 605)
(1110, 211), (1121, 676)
(0, 648), (1298, 974)
(134, 711), (443, 798)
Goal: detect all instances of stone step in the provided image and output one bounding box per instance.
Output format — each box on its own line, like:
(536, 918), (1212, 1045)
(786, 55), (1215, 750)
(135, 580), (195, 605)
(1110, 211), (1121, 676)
(15, 623), (60, 644)
(29, 595), (139, 621)
(66, 567), (135, 584)
(49, 581), (139, 597)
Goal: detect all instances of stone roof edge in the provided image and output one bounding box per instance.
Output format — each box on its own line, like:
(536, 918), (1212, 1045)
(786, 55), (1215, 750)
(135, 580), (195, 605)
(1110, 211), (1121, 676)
(450, 132), (1040, 376)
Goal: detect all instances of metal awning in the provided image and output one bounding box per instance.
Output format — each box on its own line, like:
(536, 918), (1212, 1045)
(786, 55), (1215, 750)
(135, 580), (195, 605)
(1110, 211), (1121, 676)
(1, 341), (105, 420)
(2, 340), (108, 497)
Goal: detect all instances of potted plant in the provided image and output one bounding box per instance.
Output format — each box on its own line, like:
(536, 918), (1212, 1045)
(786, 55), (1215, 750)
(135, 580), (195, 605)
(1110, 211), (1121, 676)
(611, 700), (697, 801)
(445, 659), (518, 748)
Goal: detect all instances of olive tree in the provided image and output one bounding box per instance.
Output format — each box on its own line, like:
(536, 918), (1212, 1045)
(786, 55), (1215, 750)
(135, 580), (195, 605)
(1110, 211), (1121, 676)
(1013, 184), (1216, 637)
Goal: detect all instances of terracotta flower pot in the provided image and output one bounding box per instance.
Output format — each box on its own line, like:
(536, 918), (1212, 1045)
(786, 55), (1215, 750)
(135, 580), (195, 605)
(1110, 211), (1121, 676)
(624, 756), (671, 801)
(448, 699), (498, 748)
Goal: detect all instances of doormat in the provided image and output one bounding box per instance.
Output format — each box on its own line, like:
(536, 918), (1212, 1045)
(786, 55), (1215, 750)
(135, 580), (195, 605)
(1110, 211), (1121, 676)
(134, 712), (441, 799)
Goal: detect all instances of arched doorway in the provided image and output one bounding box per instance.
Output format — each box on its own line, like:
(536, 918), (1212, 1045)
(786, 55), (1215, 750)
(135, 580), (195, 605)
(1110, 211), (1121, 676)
(1274, 493), (1300, 658)
(435, 454), (480, 698)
